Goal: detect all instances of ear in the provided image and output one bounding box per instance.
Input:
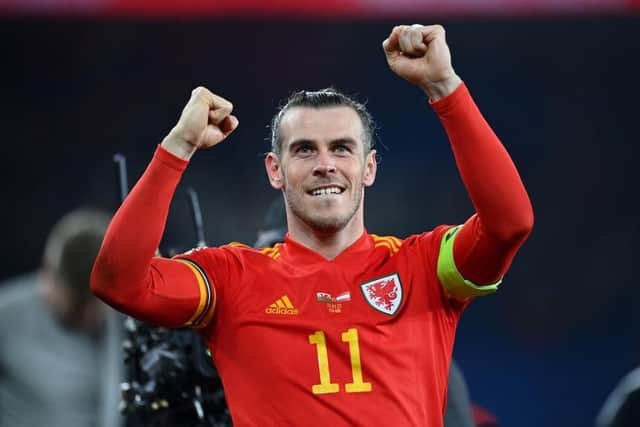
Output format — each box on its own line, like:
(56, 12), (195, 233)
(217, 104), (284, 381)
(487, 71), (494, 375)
(363, 149), (377, 187)
(265, 152), (284, 190)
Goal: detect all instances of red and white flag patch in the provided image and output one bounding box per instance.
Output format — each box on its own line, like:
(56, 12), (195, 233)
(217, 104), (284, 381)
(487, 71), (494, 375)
(360, 273), (403, 315)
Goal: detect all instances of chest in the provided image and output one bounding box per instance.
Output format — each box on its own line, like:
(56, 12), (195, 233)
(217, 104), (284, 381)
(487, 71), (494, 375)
(211, 250), (449, 362)
(208, 252), (455, 405)
(234, 253), (427, 325)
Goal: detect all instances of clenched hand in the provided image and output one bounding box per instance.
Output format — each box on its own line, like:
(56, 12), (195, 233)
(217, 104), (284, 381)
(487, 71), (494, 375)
(383, 25), (462, 101)
(162, 87), (239, 160)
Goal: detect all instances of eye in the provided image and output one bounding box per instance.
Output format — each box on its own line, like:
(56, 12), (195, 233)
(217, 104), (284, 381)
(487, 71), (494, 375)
(334, 144), (351, 155)
(295, 144), (314, 157)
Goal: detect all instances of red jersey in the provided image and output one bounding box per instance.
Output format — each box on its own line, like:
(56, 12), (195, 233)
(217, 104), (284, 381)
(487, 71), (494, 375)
(174, 227), (489, 426)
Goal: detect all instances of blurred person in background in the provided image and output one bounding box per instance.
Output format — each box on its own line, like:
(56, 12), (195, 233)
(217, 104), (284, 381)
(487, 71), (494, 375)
(92, 24), (533, 426)
(596, 367), (640, 427)
(446, 360), (477, 427)
(0, 209), (123, 427)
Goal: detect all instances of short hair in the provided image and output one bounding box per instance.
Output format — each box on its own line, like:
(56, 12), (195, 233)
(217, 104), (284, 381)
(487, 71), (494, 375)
(270, 88), (376, 157)
(42, 209), (110, 292)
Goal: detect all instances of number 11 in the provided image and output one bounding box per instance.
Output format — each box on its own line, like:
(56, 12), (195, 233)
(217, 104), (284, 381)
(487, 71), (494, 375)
(308, 328), (372, 395)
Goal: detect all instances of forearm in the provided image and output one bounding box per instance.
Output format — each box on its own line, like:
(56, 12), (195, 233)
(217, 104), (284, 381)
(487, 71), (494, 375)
(432, 83), (534, 282)
(421, 75), (462, 102)
(91, 146), (188, 305)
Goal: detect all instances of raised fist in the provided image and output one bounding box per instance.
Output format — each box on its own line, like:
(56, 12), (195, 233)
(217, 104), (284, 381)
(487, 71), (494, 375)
(383, 25), (461, 100)
(162, 87), (239, 160)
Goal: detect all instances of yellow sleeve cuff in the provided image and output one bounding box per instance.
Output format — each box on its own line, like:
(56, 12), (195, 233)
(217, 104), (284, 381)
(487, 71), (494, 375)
(436, 226), (500, 300)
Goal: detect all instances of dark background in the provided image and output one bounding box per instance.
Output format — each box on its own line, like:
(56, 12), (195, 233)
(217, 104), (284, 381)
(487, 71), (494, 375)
(2, 15), (639, 426)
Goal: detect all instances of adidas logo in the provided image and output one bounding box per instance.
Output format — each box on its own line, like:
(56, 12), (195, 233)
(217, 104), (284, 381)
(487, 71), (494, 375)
(265, 295), (299, 315)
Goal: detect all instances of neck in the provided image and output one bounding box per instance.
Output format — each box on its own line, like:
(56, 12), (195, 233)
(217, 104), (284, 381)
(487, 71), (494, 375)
(287, 211), (365, 260)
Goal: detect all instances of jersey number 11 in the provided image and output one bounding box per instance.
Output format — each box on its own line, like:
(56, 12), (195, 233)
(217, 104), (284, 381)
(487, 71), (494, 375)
(308, 328), (372, 395)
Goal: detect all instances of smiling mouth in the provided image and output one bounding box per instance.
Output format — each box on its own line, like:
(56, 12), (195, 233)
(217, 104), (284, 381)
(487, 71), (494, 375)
(308, 186), (345, 196)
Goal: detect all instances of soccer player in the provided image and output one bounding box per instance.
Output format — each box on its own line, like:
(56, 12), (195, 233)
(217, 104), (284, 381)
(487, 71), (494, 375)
(91, 24), (533, 426)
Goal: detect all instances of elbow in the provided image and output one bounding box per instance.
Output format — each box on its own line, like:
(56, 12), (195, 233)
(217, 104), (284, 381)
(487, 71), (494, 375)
(514, 215), (534, 243)
(484, 203), (534, 245)
(90, 252), (151, 313)
(90, 258), (109, 301)
(504, 205), (535, 244)
(90, 254), (120, 303)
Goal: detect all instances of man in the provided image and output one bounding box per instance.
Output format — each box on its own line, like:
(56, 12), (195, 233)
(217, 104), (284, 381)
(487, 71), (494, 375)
(92, 24), (533, 426)
(0, 209), (123, 427)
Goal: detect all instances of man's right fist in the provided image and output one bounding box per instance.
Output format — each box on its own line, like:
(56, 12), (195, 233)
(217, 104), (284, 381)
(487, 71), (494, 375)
(161, 87), (239, 160)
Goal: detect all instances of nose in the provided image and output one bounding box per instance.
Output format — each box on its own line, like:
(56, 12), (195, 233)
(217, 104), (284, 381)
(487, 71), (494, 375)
(312, 151), (337, 176)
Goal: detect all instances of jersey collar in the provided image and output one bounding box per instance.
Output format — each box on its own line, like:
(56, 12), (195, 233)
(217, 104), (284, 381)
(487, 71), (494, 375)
(279, 230), (374, 266)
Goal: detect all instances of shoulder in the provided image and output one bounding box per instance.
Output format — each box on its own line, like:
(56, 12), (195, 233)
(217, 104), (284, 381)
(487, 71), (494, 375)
(0, 273), (39, 310)
(392, 225), (455, 253)
(0, 273), (39, 338)
(367, 226), (454, 259)
(175, 242), (279, 274)
(369, 234), (403, 256)
(222, 242), (284, 264)
(180, 242), (276, 259)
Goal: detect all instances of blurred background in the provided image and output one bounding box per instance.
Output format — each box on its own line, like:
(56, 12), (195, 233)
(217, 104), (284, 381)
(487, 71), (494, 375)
(2, 1), (639, 425)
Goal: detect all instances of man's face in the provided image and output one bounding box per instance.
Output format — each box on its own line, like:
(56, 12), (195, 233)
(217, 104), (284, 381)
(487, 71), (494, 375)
(266, 106), (377, 233)
(40, 269), (106, 334)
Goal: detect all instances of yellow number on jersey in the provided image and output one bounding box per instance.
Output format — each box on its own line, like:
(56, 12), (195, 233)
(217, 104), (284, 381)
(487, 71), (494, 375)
(308, 328), (372, 395)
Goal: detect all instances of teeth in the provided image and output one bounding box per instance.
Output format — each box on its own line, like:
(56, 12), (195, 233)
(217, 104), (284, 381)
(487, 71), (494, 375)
(311, 187), (342, 196)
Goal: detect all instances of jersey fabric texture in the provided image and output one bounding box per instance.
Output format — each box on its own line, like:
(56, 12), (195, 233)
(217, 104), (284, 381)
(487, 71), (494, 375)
(173, 227), (493, 426)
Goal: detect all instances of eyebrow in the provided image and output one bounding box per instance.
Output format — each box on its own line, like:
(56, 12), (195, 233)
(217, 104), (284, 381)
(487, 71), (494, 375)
(287, 137), (359, 153)
(287, 139), (314, 153)
(330, 138), (358, 149)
